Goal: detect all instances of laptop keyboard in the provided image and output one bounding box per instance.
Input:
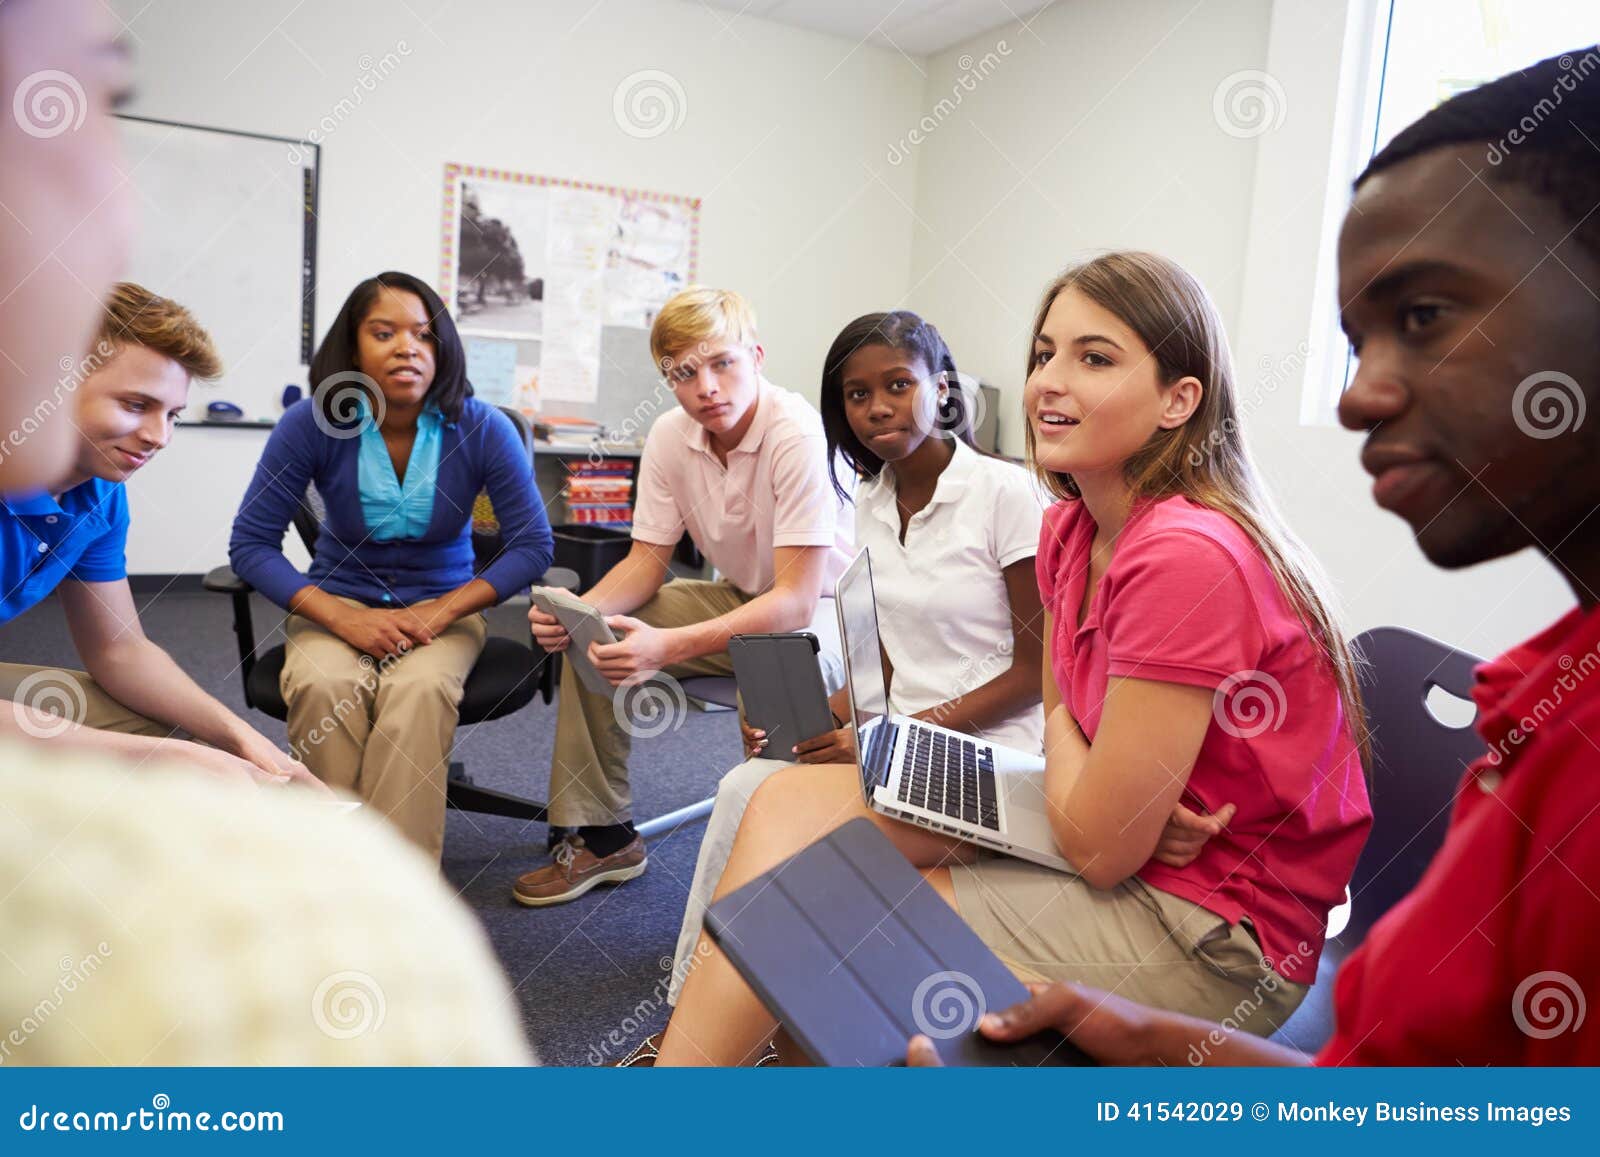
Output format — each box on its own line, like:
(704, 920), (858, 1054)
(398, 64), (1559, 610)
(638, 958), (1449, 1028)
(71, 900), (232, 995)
(897, 724), (1000, 831)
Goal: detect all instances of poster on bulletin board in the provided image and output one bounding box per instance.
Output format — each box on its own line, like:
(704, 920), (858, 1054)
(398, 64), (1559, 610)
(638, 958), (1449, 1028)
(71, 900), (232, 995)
(439, 163), (700, 410)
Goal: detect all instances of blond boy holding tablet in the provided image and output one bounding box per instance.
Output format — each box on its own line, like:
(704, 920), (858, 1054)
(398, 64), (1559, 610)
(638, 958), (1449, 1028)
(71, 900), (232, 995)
(515, 287), (851, 906)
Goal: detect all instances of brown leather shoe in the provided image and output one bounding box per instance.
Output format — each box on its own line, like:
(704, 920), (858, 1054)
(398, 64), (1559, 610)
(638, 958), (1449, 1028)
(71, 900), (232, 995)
(512, 835), (647, 907)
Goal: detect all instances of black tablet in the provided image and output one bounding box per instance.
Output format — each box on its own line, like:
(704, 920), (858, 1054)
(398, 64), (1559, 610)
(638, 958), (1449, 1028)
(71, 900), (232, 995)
(728, 632), (835, 756)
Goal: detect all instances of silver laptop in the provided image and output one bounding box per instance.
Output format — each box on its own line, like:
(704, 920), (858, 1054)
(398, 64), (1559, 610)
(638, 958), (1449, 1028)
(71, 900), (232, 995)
(835, 548), (1074, 874)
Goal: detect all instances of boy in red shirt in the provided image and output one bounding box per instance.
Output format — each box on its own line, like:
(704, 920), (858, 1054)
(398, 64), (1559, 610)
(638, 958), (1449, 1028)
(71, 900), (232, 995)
(910, 47), (1600, 1067)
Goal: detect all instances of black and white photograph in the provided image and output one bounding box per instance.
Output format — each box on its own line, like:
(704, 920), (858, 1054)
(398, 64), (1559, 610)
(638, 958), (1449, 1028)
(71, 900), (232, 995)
(454, 178), (549, 340)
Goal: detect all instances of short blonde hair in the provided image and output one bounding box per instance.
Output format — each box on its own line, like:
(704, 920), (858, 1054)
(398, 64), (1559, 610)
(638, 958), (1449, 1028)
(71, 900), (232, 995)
(96, 282), (223, 381)
(649, 285), (758, 369)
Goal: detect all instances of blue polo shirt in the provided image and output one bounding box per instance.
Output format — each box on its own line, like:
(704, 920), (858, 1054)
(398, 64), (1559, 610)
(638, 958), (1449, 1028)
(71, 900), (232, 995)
(0, 479), (129, 625)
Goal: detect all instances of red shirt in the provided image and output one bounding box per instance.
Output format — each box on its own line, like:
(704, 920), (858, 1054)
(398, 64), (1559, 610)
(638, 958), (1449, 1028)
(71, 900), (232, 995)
(1039, 497), (1371, 983)
(1318, 602), (1600, 1065)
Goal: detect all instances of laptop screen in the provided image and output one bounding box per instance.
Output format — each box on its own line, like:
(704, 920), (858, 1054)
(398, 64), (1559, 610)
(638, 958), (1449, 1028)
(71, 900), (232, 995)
(834, 549), (893, 795)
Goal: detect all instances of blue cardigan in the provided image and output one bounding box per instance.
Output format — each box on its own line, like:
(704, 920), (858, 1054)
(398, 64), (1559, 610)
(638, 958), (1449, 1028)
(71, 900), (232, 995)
(230, 397), (553, 610)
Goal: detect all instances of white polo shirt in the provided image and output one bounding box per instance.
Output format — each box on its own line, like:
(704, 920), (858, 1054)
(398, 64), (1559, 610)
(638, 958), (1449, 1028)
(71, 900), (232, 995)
(632, 378), (854, 596)
(855, 439), (1046, 752)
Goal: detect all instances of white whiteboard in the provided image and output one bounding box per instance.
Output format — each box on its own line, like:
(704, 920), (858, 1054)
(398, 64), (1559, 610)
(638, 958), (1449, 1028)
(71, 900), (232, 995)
(116, 116), (318, 423)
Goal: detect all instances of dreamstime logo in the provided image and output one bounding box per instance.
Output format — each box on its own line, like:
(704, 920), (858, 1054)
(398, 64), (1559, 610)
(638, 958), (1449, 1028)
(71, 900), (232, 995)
(1512, 370), (1585, 440)
(1188, 341), (1310, 467)
(311, 971), (386, 1040)
(1483, 644), (1600, 767)
(1212, 669), (1287, 739)
(927, 638), (1015, 730)
(12, 70), (88, 139)
(311, 371), (383, 439)
(289, 651), (407, 762)
(10, 670), (88, 739)
(287, 40), (412, 164)
(912, 970), (985, 1040)
(587, 369), (679, 463)
(612, 673), (689, 739)
(0, 341), (117, 466)
(612, 70), (686, 139)
(1212, 70), (1286, 139)
(585, 941), (714, 1066)
(1512, 971), (1586, 1040)
(887, 42), (1011, 165)
(0, 942), (112, 1065)
(1486, 49), (1600, 165)
(909, 370), (986, 443)
(1185, 939), (1313, 1064)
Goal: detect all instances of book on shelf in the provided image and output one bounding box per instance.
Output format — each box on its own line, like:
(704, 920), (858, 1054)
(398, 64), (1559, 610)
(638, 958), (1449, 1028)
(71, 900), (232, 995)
(564, 504), (633, 526)
(567, 458), (635, 475)
(535, 415), (604, 444)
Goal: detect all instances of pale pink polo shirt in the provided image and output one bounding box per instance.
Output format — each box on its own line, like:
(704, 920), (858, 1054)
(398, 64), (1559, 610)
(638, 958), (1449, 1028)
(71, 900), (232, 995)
(631, 378), (853, 596)
(1039, 495), (1371, 983)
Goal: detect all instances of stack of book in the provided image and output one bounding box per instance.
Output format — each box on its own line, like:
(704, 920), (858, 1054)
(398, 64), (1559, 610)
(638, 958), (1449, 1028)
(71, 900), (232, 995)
(535, 415), (604, 446)
(564, 459), (635, 526)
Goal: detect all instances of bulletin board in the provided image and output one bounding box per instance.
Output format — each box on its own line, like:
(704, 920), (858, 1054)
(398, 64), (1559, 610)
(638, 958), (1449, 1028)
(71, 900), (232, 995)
(439, 163), (700, 428)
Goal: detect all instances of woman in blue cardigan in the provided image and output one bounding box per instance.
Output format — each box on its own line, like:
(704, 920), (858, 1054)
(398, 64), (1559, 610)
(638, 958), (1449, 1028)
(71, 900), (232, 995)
(230, 272), (553, 859)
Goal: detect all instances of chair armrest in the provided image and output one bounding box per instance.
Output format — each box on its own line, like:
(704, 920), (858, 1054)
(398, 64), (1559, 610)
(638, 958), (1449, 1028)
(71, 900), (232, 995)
(203, 564), (253, 594)
(540, 566), (581, 593)
(205, 565), (263, 700)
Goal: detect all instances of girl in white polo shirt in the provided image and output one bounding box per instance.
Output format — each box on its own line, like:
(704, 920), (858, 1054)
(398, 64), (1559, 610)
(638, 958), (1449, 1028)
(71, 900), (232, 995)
(624, 311), (1044, 1064)
(770, 310), (1046, 760)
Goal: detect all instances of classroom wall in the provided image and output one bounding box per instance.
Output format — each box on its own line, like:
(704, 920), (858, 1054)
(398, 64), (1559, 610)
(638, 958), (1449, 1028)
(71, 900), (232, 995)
(900, 0), (1573, 662)
(110, 0), (926, 575)
(901, 0), (1273, 427)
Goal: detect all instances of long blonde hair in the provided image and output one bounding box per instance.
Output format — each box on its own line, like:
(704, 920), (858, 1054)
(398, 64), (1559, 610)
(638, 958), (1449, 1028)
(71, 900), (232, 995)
(1025, 251), (1367, 765)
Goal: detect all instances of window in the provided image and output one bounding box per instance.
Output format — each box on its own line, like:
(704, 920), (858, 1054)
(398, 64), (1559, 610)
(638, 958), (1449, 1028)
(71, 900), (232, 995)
(1305, 0), (1598, 424)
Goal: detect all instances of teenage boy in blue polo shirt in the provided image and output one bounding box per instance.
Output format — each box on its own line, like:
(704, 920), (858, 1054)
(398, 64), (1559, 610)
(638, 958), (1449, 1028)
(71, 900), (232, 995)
(0, 283), (320, 787)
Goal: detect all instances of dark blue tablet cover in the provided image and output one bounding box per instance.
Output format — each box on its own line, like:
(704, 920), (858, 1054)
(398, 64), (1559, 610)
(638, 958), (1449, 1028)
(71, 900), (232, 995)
(705, 818), (1093, 1067)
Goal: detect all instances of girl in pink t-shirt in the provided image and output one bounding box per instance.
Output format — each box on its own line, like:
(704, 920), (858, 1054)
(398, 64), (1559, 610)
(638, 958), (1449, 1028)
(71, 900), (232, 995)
(1012, 252), (1372, 996)
(653, 253), (1371, 1066)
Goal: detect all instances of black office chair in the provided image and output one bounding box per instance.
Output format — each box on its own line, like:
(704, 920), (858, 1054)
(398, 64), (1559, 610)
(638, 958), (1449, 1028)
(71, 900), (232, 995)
(1269, 625), (1485, 1052)
(202, 405), (578, 824)
(1342, 625), (1486, 941)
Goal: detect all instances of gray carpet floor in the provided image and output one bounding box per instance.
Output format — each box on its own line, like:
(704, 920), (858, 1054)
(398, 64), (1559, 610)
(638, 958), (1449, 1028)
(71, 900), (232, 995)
(0, 587), (741, 1067)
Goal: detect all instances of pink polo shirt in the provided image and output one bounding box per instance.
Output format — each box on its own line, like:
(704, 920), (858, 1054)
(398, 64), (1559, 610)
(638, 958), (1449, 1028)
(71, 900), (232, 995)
(631, 378), (853, 596)
(1039, 496), (1371, 983)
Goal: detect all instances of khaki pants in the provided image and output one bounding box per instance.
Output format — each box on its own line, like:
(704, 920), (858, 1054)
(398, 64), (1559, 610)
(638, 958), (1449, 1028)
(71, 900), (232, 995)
(280, 598), (487, 860)
(547, 578), (758, 827)
(951, 856), (1308, 1037)
(0, 662), (170, 738)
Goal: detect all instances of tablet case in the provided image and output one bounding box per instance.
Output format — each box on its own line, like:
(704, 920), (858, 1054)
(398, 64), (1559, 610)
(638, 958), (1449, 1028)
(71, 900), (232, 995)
(530, 587), (618, 695)
(705, 817), (1092, 1067)
(728, 633), (834, 755)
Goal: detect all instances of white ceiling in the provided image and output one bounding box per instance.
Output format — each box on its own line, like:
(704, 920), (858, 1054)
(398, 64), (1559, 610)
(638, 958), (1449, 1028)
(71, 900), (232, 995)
(696, 0), (1055, 58)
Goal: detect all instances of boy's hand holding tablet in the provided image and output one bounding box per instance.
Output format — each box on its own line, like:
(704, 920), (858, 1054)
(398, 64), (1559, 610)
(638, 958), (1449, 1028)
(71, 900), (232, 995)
(590, 615), (679, 685)
(529, 587), (620, 693)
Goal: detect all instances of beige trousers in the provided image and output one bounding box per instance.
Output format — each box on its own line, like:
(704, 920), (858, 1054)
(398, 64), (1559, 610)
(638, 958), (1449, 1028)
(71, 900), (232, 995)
(951, 856), (1309, 1037)
(280, 598), (487, 860)
(0, 662), (169, 737)
(547, 578), (753, 827)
